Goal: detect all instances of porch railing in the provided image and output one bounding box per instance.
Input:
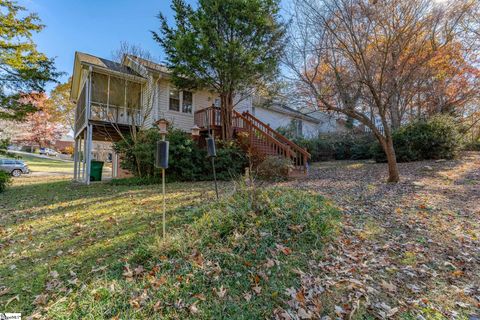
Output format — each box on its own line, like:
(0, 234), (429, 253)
(90, 102), (141, 126)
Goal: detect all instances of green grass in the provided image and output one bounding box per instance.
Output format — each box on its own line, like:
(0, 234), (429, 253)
(4, 153), (74, 173)
(0, 176), (339, 319)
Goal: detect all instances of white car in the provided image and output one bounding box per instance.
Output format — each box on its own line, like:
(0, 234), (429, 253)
(39, 148), (58, 156)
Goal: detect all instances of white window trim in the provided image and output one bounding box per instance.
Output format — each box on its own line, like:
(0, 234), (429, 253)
(168, 86), (195, 114)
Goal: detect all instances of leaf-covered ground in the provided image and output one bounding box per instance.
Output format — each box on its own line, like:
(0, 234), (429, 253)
(279, 152), (480, 319)
(0, 173), (339, 319)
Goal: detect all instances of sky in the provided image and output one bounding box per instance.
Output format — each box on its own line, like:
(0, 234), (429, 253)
(18, 0), (186, 91)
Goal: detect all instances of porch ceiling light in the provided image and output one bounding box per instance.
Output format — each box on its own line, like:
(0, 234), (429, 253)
(191, 124), (200, 137)
(155, 118), (169, 135)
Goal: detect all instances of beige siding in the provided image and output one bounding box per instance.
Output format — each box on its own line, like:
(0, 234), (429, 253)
(154, 80), (218, 132)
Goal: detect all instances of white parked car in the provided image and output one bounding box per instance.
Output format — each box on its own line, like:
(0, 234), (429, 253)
(39, 148), (58, 156)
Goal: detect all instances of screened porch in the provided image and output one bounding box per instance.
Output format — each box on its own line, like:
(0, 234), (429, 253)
(74, 71), (143, 137)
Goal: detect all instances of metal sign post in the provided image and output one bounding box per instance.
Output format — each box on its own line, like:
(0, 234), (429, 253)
(156, 137), (169, 238)
(155, 119), (169, 239)
(206, 136), (219, 200)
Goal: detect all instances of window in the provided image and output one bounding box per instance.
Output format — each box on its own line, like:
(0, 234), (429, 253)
(182, 91), (193, 113)
(169, 89), (180, 112)
(292, 119), (303, 137)
(170, 89), (193, 113)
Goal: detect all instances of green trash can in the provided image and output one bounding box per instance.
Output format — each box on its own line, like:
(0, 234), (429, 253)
(90, 160), (104, 182)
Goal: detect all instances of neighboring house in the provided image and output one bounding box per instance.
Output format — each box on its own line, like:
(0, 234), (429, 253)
(249, 99), (347, 138)
(54, 134), (74, 154)
(70, 52), (308, 184)
(244, 101), (321, 138)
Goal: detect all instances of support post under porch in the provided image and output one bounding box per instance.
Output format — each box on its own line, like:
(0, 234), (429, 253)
(73, 137), (79, 181)
(85, 123), (93, 185)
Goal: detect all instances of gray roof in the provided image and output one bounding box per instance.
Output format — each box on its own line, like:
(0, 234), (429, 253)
(255, 100), (320, 124)
(76, 52), (142, 77)
(123, 54), (171, 74)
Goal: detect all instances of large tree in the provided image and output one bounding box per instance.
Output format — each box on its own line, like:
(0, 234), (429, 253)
(0, 0), (60, 120)
(17, 93), (65, 148)
(285, 0), (473, 182)
(154, 0), (285, 140)
(45, 78), (76, 132)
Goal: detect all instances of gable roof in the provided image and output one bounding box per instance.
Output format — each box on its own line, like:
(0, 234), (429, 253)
(122, 54), (171, 76)
(77, 52), (141, 76)
(254, 98), (320, 124)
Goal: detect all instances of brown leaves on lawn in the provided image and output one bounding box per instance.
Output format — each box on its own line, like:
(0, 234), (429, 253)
(214, 285), (227, 299)
(275, 243), (292, 255)
(0, 286), (11, 296)
(279, 155), (480, 318)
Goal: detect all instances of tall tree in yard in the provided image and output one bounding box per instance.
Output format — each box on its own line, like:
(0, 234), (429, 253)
(285, 0), (473, 182)
(154, 0), (285, 140)
(0, 0), (60, 120)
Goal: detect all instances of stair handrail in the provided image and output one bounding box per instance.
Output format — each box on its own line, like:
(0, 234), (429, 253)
(241, 111), (310, 159)
(233, 110), (293, 159)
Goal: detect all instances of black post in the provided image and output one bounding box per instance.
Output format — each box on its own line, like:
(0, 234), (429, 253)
(206, 136), (218, 200)
(211, 157), (219, 200)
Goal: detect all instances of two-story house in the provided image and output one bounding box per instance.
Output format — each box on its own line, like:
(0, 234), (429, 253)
(70, 52), (310, 184)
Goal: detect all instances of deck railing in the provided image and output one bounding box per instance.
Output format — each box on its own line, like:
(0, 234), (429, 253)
(233, 110), (309, 170)
(194, 106), (222, 128)
(239, 111), (310, 169)
(193, 106), (310, 173)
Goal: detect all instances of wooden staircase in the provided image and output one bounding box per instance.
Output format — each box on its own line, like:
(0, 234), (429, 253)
(194, 106), (310, 175)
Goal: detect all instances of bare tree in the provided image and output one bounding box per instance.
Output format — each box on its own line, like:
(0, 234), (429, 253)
(284, 0), (472, 182)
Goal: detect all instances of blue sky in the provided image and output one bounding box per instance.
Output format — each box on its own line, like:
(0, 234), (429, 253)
(19, 0), (290, 93)
(19, 0), (185, 91)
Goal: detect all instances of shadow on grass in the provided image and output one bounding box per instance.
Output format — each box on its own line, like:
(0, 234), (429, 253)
(0, 177), (228, 314)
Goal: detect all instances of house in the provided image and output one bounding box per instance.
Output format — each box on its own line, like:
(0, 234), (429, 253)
(70, 52), (309, 184)
(54, 134), (74, 154)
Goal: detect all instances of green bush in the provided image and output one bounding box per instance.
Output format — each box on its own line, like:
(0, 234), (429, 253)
(213, 140), (248, 180)
(256, 156), (293, 181)
(373, 115), (462, 162)
(0, 171), (12, 193)
(113, 128), (247, 182)
(293, 133), (376, 162)
(0, 138), (10, 150)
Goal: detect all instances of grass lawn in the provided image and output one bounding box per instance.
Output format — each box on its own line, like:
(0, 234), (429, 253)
(4, 153), (74, 173)
(0, 175), (339, 319)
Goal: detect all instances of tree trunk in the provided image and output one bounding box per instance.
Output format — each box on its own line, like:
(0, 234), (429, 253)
(383, 135), (400, 183)
(220, 92), (233, 141)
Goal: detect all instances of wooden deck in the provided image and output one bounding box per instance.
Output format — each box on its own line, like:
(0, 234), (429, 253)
(194, 106), (310, 174)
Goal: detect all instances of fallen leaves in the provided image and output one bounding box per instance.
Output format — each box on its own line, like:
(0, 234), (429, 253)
(275, 243), (292, 255)
(33, 293), (48, 306)
(0, 286), (11, 296)
(214, 285), (227, 299)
